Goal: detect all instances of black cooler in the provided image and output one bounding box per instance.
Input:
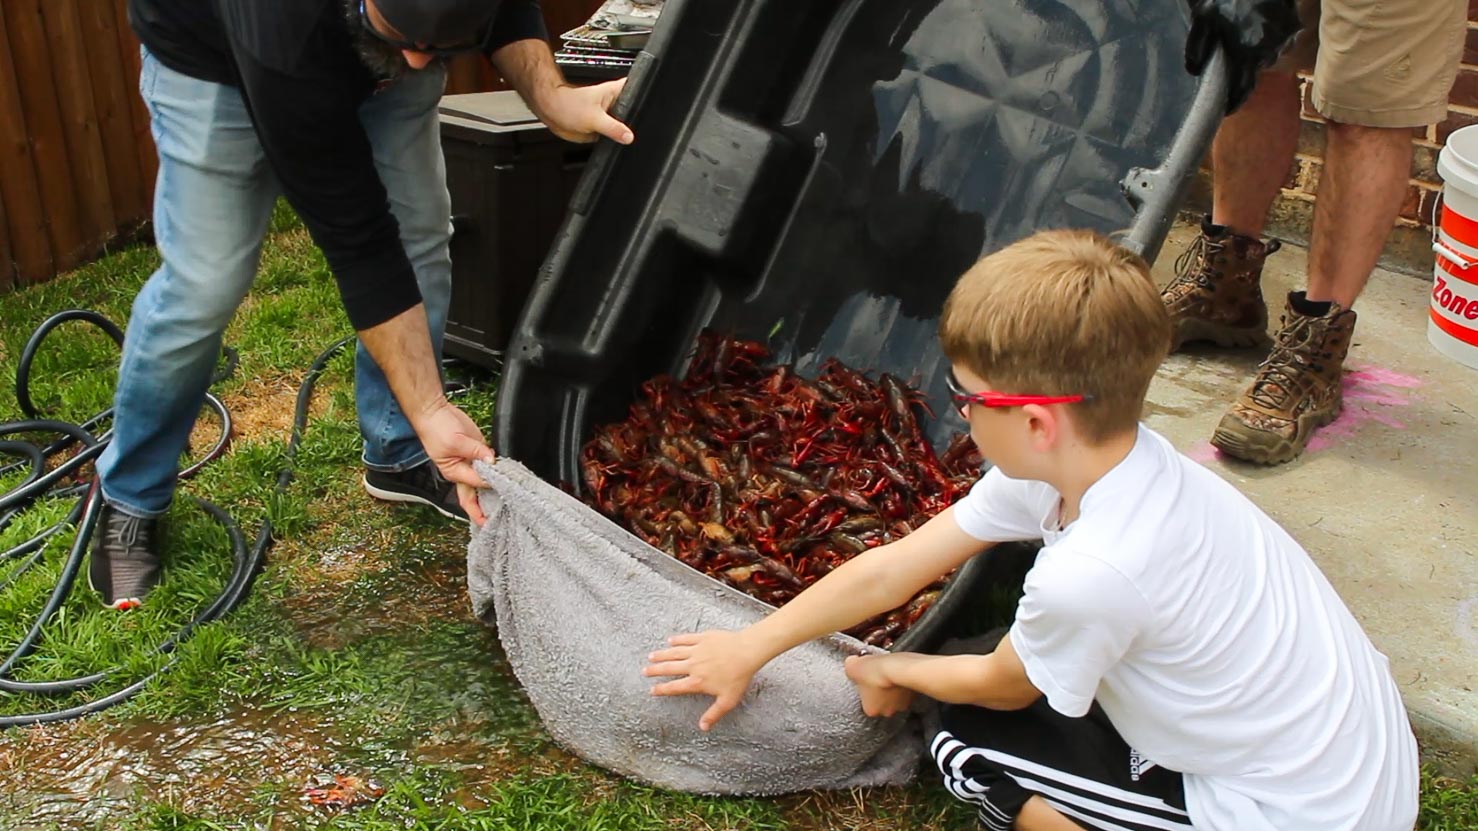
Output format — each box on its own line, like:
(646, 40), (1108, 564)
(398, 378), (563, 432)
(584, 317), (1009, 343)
(438, 92), (592, 367)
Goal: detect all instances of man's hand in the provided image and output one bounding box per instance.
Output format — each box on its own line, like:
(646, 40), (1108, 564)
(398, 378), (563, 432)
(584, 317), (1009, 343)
(643, 630), (767, 731)
(533, 78), (633, 145)
(1184, 0), (1300, 113)
(491, 40), (634, 146)
(356, 305), (495, 525)
(412, 399), (495, 525)
(844, 654), (917, 718)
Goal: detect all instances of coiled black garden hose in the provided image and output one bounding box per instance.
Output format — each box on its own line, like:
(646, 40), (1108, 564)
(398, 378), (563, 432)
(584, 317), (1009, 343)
(0, 310), (352, 727)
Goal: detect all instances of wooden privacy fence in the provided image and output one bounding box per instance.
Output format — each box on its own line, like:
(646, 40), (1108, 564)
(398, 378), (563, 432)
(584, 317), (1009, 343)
(0, 0), (601, 293)
(0, 0), (154, 292)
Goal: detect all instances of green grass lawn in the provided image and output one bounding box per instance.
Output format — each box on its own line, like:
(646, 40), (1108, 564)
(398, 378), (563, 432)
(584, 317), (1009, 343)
(0, 206), (1473, 830)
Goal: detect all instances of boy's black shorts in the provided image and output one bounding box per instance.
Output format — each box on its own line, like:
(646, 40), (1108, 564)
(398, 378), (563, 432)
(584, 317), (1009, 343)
(924, 632), (1195, 831)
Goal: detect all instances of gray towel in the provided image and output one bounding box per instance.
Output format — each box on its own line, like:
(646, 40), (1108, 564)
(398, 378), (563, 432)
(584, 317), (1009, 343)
(467, 458), (921, 795)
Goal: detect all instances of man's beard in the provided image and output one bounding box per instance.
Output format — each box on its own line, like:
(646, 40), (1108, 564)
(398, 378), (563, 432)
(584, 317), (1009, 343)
(342, 0), (442, 80)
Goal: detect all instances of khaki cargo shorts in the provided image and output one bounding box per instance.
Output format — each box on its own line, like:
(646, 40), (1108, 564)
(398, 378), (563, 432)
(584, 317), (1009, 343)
(1273, 0), (1467, 128)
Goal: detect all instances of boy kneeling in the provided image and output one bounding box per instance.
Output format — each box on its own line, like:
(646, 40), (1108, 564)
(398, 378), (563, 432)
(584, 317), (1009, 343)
(643, 231), (1416, 831)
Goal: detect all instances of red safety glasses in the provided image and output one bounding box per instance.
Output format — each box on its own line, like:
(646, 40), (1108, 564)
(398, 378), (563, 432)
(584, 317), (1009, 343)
(945, 371), (1090, 418)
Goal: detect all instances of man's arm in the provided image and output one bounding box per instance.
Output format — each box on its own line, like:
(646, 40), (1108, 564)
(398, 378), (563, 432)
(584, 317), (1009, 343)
(358, 306), (494, 520)
(229, 53), (494, 520)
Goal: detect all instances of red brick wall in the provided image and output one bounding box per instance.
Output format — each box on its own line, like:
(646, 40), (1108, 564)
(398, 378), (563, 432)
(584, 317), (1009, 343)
(1279, 6), (1478, 234)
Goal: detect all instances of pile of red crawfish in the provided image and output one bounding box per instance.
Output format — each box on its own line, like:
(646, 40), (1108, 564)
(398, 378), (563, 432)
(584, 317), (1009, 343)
(579, 332), (983, 647)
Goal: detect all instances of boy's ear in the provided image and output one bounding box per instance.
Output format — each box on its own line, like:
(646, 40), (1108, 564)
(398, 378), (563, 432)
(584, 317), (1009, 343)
(1021, 403), (1058, 452)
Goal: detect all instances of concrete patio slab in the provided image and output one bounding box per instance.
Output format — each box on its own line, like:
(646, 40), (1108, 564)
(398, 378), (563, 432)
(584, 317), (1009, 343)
(1145, 223), (1478, 774)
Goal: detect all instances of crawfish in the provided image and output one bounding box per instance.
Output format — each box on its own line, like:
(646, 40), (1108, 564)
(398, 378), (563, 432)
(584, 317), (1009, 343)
(862, 614), (907, 647)
(579, 332), (979, 647)
(717, 547), (805, 591)
(699, 522), (734, 545)
(676, 434), (733, 479)
(766, 464), (819, 490)
(788, 493), (835, 527)
(904, 589), (941, 625)
(941, 432), (979, 472)
(835, 515), (882, 534)
(594, 432), (631, 463)
(810, 507), (850, 536)
(664, 510), (699, 538)
(579, 449), (620, 499)
(813, 377), (849, 403)
(646, 457), (723, 523)
(875, 459), (914, 492)
(820, 358), (882, 399)
(878, 428), (910, 465)
(827, 532), (867, 555)
(831, 488), (875, 513)
(879, 374), (917, 427)
(789, 374), (833, 403)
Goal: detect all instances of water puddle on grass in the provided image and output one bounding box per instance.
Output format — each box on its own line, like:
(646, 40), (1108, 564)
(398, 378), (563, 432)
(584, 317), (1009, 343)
(1, 708), (339, 829)
(0, 536), (538, 828)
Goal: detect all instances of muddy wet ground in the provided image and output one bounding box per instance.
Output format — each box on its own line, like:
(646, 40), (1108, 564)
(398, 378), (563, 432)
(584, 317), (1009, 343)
(0, 519), (969, 830)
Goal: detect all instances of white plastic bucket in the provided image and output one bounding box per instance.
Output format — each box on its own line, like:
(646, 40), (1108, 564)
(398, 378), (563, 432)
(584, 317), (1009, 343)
(1432, 126), (1478, 370)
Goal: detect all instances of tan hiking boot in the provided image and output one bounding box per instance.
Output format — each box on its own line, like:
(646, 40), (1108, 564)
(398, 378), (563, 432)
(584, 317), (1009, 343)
(1161, 216), (1280, 351)
(1211, 292), (1356, 464)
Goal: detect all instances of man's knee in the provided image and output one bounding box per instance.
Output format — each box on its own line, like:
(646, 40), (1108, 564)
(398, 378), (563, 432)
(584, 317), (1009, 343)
(406, 219), (453, 276)
(132, 259), (253, 338)
(1324, 119), (1417, 144)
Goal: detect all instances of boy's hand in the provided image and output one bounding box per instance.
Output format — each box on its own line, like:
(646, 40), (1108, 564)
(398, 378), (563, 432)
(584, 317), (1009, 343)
(844, 654), (917, 718)
(644, 631), (767, 731)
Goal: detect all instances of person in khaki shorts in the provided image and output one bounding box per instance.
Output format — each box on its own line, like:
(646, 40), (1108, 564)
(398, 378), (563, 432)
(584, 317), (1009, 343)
(1164, 0), (1467, 464)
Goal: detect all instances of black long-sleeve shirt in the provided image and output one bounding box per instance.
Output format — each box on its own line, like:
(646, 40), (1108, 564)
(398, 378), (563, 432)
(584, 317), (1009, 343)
(128, 0), (546, 329)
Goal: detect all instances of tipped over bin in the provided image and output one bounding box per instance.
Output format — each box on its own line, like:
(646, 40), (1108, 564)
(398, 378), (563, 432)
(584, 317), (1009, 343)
(473, 0), (1226, 795)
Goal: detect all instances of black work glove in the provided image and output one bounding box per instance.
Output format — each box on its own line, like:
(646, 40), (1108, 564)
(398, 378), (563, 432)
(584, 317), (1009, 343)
(1184, 0), (1301, 114)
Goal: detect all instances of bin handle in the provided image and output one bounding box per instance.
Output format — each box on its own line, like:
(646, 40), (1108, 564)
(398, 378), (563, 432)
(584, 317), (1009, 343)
(568, 47), (660, 217)
(1433, 240), (1474, 270)
(1428, 189), (1478, 269)
(1431, 189), (1446, 249)
(1119, 46), (1228, 266)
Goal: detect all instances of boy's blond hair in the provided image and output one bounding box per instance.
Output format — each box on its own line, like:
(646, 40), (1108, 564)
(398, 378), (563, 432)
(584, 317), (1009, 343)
(939, 230), (1170, 444)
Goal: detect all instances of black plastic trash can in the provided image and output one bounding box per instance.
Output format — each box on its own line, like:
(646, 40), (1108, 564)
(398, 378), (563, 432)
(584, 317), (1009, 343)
(493, 0), (1226, 651)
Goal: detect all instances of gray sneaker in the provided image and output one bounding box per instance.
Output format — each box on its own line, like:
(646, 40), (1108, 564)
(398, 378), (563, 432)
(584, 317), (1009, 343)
(88, 504), (161, 610)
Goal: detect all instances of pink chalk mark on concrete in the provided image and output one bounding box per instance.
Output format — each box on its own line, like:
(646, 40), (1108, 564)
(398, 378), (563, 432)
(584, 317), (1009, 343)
(1304, 365), (1423, 453)
(1186, 441), (1220, 463)
(1181, 365), (1421, 463)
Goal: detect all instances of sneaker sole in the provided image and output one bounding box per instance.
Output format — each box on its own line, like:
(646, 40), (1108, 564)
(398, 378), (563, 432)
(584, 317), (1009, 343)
(363, 476), (469, 524)
(1210, 404), (1341, 465)
(1171, 317), (1269, 352)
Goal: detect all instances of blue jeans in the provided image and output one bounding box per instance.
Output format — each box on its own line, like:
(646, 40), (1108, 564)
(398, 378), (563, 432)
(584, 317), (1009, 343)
(97, 50), (454, 518)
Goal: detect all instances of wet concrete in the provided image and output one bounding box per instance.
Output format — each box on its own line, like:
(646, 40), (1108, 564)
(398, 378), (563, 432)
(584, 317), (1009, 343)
(1147, 222), (1478, 773)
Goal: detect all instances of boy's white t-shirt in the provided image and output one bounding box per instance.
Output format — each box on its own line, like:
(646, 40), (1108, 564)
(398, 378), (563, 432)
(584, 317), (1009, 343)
(952, 425), (1417, 831)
